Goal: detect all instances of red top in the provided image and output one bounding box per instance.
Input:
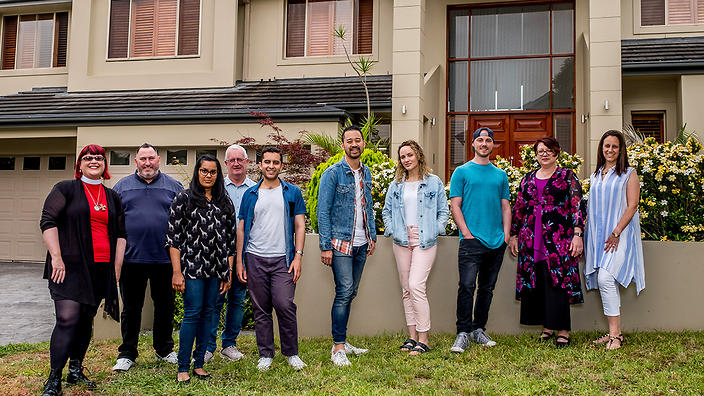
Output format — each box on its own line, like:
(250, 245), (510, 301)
(83, 182), (110, 262)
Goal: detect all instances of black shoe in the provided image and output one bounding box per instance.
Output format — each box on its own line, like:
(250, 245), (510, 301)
(41, 368), (62, 396)
(66, 359), (96, 389)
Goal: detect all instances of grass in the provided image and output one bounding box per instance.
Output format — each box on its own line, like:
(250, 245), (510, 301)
(2, 331), (704, 395)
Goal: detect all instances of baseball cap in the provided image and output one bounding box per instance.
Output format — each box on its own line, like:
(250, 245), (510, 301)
(472, 127), (494, 142)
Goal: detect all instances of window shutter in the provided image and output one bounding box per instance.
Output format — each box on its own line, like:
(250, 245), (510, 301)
(155, 0), (177, 56)
(668, 0), (695, 24)
(178, 0), (200, 55)
(17, 15), (36, 69)
(131, 0), (156, 57)
(355, 0), (373, 54)
(36, 14), (54, 68)
(286, 0), (305, 57)
(307, 0), (334, 56)
(697, 0), (704, 22)
(333, 0), (352, 55)
(2, 16), (18, 69)
(108, 0), (130, 58)
(632, 113), (664, 142)
(641, 0), (666, 26)
(54, 12), (68, 67)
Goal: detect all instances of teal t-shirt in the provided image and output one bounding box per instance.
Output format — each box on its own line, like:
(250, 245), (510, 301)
(449, 161), (510, 249)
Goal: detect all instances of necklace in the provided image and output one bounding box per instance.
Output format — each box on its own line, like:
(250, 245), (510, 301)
(84, 183), (106, 211)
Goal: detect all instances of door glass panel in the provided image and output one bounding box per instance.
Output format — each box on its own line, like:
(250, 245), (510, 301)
(48, 156), (66, 170)
(552, 3), (574, 54)
(0, 157), (15, 170)
(23, 156), (40, 170)
(110, 150), (131, 166)
(449, 61), (468, 112)
(470, 5), (549, 58)
(449, 9), (469, 58)
(196, 149), (217, 159)
(552, 57), (574, 109)
(449, 115), (467, 168)
(166, 149), (188, 165)
(470, 58), (550, 111)
(554, 113), (573, 153)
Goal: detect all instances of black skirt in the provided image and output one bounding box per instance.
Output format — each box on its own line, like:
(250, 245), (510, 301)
(519, 260), (571, 331)
(49, 261), (119, 320)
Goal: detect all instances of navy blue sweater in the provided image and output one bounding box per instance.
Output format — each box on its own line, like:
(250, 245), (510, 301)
(113, 171), (183, 264)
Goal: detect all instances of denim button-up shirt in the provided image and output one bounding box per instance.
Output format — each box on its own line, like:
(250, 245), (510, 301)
(317, 157), (377, 251)
(382, 174), (449, 249)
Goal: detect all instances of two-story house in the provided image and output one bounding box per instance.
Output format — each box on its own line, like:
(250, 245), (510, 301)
(1, 0), (703, 262)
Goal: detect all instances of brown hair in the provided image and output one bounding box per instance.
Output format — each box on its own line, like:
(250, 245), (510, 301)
(395, 140), (430, 182)
(533, 136), (561, 156)
(594, 130), (629, 176)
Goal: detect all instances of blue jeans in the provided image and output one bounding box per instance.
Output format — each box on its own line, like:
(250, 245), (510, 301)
(207, 279), (247, 352)
(331, 245), (368, 344)
(178, 277), (219, 372)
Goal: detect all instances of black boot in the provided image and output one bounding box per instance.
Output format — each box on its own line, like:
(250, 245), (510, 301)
(66, 359), (96, 389)
(41, 368), (62, 396)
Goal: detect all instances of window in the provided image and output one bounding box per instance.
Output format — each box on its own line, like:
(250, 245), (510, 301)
(108, 0), (200, 59)
(0, 157), (15, 170)
(110, 150), (131, 165)
(641, 0), (704, 26)
(23, 156), (40, 170)
(285, 0), (373, 57)
(195, 149), (217, 159)
(1, 12), (68, 70)
(632, 112), (665, 142)
(48, 156), (66, 170)
(166, 149), (187, 165)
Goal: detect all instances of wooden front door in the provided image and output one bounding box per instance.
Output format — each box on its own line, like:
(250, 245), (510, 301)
(469, 113), (551, 165)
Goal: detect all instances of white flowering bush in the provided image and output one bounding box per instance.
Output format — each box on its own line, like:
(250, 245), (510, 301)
(628, 137), (704, 241)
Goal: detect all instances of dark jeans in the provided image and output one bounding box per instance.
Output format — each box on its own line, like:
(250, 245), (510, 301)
(117, 262), (175, 361)
(456, 238), (506, 334)
(207, 278), (247, 352)
(331, 244), (368, 344)
(178, 277), (219, 372)
(246, 253), (298, 357)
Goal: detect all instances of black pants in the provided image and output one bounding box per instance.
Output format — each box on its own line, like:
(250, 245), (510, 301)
(456, 238), (506, 334)
(519, 260), (571, 331)
(49, 300), (99, 370)
(117, 262), (175, 361)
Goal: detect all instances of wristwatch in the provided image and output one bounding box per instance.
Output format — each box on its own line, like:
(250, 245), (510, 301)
(612, 231), (621, 238)
(295, 250), (304, 256)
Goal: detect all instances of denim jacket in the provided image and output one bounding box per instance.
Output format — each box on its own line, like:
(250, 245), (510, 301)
(317, 157), (377, 251)
(382, 174), (449, 249)
(239, 178), (307, 267)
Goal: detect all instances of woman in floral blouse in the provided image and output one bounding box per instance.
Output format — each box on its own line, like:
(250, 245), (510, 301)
(166, 154), (235, 383)
(509, 137), (586, 348)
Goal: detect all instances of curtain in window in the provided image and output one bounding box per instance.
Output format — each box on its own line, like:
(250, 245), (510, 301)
(36, 14), (54, 68)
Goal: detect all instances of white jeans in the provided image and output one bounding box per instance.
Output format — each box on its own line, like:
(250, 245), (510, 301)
(598, 269), (621, 316)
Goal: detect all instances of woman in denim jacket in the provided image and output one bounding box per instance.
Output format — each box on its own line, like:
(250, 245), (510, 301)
(382, 140), (449, 355)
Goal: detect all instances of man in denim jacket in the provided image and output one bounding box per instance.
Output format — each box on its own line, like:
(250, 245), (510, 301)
(317, 125), (376, 367)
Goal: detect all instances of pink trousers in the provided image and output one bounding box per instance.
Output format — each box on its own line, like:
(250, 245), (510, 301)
(392, 226), (437, 333)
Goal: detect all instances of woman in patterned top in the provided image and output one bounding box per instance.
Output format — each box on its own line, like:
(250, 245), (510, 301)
(166, 154), (235, 383)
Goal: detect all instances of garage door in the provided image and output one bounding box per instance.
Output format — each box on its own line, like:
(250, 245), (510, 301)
(0, 155), (74, 262)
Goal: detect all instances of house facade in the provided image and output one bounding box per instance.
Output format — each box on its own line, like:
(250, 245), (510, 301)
(1, 0), (703, 262)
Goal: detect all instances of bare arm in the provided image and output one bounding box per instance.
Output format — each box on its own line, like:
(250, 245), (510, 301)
(288, 213), (306, 282)
(450, 196), (473, 239)
(501, 199), (511, 245)
(605, 171), (640, 252)
(236, 219), (247, 283)
(42, 227), (65, 283)
(115, 238), (126, 282)
(169, 246), (185, 293)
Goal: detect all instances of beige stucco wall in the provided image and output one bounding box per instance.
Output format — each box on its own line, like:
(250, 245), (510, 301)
(67, 0), (238, 92)
(621, 0), (704, 39)
(0, 70), (68, 96)
(0, 127), (76, 141)
(679, 74), (704, 140)
(244, 0), (393, 80)
(95, 236), (704, 340)
(622, 76), (679, 141)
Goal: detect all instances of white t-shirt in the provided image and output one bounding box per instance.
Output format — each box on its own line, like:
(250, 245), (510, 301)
(246, 185), (286, 257)
(403, 181), (420, 226)
(352, 167), (368, 247)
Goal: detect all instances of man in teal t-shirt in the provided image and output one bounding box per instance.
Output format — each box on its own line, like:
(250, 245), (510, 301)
(448, 127), (511, 352)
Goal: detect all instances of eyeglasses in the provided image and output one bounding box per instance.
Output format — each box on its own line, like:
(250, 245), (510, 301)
(199, 168), (218, 177)
(81, 155), (105, 162)
(536, 150), (554, 157)
(225, 158), (247, 164)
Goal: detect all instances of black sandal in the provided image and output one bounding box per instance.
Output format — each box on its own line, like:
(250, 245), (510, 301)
(555, 335), (571, 348)
(606, 334), (624, 350)
(538, 331), (554, 342)
(409, 342), (430, 355)
(400, 338), (417, 351)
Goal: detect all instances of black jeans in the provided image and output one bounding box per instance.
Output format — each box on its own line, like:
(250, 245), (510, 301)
(117, 262), (175, 361)
(456, 238), (506, 334)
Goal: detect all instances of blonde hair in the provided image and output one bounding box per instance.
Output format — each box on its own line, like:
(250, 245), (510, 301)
(395, 140), (430, 182)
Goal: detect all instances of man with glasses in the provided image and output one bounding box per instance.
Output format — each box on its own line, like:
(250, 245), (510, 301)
(204, 144), (255, 363)
(112, 143), (184, 371)
(448, 127), (511, 352)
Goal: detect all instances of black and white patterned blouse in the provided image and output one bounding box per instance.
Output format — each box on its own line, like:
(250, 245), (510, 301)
(165, 190), (236, 281)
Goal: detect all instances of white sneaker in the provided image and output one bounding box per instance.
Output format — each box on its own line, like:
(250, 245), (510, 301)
(257, 357), (273, 371)
(344, 342), (369, 355)
(112, 358), (134, 372)
(287, 355), (307, 371)
(203, 350), (214, 363)
(221, 346), (244, 361)
(330, 346), (351, 366)
(155, 351), (178, 364)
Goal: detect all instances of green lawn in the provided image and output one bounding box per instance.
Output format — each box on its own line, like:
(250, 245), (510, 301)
(2, 331), (703, 395)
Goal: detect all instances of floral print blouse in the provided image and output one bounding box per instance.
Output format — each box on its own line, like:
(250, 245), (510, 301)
(510, 167), (586, 304)
(165, 190), (236, 281)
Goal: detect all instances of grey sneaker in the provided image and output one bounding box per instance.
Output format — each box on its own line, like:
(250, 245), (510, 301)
(450, 332), (470, 353)
(221, 346), (244, 362)
(471, 329), (497, 347)
(343, 342), (368, 355)
(155, 351), (178, 364)
(203, 350), (214, 363)
(330, 346), (351, 366)
(112, 358), (134, 372)
(287, 355), (307, 371)
(257, 357), (273, 371)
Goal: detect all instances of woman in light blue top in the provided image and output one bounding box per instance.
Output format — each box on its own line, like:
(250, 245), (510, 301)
(383, 140), (449, 355)
(585, 130), (644, 350)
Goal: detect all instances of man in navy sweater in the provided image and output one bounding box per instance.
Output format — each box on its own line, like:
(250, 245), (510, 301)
(112, 143), (184, 372)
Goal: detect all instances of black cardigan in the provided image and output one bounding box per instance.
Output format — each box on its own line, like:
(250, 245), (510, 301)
(40, 179), (126, 321)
